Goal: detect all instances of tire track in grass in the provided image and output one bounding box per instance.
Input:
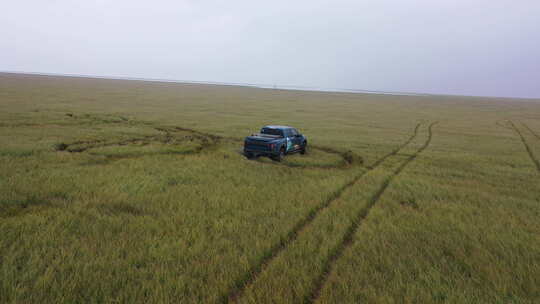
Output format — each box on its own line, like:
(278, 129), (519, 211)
(495, 120), (513, 131)
(223, 122), (423, 303)
(54, 113), (359, 168)
(522, 122), (540, 141)
(251, 146), (364, 169)
(368, 122), (422, 169)
(307, 121), (437, 304)
(48, 112), (400, 170)
(509, 121), (540, 172)
(57, 126), (221, 153)
(52, 115), (225, 163)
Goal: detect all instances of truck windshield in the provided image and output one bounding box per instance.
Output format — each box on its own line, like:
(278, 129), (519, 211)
(261, 128), (283, 137)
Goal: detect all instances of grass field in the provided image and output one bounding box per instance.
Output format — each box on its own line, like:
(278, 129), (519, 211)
(1, 72), (540, 303)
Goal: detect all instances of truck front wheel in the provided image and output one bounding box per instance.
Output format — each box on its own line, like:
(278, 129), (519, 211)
(300, 142), (307, 155)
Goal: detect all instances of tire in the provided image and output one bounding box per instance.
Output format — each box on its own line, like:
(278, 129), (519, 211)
(245, 152), (254, 159)
(300, 142), (307, 155)
(273, 148), (285, 162)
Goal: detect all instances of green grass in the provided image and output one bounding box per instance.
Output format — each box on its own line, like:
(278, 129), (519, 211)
(1, 73), (540, 303)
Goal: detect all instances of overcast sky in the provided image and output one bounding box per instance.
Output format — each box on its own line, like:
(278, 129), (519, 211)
(2, 1), (539, 98)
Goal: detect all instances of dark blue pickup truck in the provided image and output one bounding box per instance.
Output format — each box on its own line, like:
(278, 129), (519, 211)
(244, 125), (307, 161)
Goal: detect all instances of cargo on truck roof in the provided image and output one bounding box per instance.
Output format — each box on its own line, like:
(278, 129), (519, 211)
(263, 125), (293, 129)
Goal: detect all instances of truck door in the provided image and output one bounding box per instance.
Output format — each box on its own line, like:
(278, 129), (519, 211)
(283, 129), (294, 152)
(290, 128), (301, 151)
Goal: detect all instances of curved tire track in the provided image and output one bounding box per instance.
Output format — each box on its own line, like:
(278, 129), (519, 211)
(223, 122), (423, 303)
(56, 113), (362, 169)
(252, 146), (364, 169)
(307, 121), (437, 304)
(368, 122), (422, 169)
(522, 122), (540, 141)
(495, 120), (513, 131)
(56, 128), (217, 157)
(54, 115), (223, 160)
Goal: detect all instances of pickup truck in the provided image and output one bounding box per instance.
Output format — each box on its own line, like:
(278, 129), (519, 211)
(244, 125), (307, 161)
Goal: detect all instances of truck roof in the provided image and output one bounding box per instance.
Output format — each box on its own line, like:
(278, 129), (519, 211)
(263, 125), (293, 130)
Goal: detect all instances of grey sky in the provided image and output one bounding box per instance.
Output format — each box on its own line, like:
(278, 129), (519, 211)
(2, 0), (539, 98)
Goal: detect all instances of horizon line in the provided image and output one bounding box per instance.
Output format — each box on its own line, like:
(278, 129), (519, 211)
(1, 70), (538, 100)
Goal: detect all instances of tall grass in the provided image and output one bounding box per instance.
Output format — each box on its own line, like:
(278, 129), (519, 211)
(1, 73), (540, 303)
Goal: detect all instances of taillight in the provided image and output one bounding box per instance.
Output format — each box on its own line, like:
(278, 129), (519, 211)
(269, 143), (275, 149)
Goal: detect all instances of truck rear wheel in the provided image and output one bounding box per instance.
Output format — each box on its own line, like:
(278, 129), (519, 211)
(273, 148), (285, 162)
